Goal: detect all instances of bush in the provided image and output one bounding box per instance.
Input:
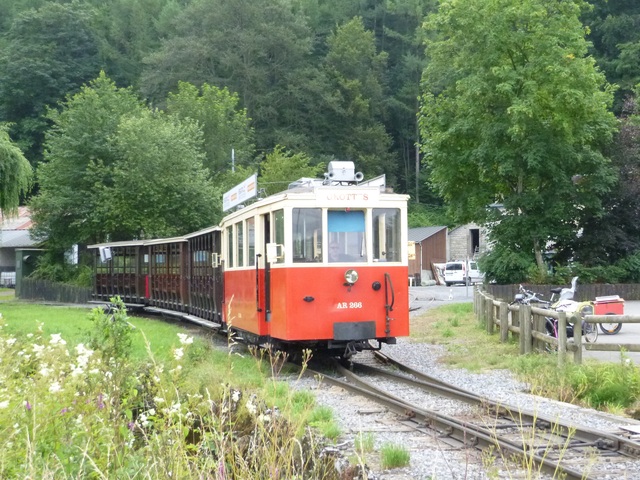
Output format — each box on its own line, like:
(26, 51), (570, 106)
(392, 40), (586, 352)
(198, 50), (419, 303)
(477, 245), (535, 284)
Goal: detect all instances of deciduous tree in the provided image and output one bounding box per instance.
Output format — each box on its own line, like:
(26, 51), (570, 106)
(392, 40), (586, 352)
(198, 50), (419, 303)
(258, 146), (324, 196)
(0, 124), (32, 214)
(167, 82), (254, 176)
(419, 0), (618, 274)
(0, 3), (101, 165)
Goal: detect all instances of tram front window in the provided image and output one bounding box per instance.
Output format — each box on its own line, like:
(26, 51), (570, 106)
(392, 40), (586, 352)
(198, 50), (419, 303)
(327, 210), (366, 263)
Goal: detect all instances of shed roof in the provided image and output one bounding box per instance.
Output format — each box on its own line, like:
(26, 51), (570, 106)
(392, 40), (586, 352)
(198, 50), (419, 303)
(0, 229), (38, 248)
(408, 226), (447, 242)
(0, 207), (38, 248)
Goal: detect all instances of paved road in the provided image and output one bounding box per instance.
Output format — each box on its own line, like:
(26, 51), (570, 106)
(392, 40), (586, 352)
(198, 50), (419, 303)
(409, 285), (640, 364)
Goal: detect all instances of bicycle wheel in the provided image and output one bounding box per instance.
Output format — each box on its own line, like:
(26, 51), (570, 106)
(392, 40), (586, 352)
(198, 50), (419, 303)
(599, 313), (622, 335)
(583, 322), (598, 343)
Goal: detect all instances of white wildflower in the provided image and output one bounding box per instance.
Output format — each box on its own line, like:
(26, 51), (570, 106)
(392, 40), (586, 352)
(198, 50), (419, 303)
(173, 348), (184, 361)
(231, 390), (241, 403)
(26, 333), (33, 338)
(49, 381), (62, 393)
(39, 366), (51, 377)
(49, 333), (66, 345)
(154, 397), (165, 404)
(245, 399), (257, 416)
(6, 337), (16, 346)
(177, 333), (194, 345)
(0, 400), (9, 409)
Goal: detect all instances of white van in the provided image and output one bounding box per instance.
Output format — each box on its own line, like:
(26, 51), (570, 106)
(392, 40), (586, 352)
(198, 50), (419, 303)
(444, 260), (483, 286)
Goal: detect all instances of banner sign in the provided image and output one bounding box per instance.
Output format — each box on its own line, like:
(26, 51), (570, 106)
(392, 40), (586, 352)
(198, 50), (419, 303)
(223, 173), (257, 212)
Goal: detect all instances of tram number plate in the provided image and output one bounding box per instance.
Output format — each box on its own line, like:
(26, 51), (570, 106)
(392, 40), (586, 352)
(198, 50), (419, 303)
(337, 302), (363, 309)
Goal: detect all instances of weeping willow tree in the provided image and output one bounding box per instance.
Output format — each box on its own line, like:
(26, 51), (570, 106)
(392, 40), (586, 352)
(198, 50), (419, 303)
(0, 124), (32, 214)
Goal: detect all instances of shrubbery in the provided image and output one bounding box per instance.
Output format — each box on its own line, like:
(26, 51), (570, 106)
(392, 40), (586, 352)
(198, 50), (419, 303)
(479, 247), (640, 285)
(0, 301), (345, 479)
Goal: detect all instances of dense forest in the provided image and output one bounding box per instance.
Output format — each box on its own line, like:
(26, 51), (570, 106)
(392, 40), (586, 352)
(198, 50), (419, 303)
(0, 0), (639, 282)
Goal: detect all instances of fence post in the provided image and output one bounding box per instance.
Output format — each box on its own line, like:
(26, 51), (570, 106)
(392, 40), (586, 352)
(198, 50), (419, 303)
(571, 314), (582, 365)
(557, 311), (567, 367)
(533, 312), (542, 351)
(477, 293), (485, 326)
(499, 302), (509, 342)
(487, 299), (495, 334)
(486, 295), (494, 332)
(519, 305), (531, 354)
(474, 289), (478, 315)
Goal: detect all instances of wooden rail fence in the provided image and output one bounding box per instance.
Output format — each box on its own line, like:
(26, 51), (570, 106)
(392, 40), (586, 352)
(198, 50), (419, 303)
(474, 288), (640, 365)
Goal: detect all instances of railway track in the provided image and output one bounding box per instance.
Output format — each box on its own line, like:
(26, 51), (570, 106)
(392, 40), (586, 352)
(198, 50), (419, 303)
(305, 351), (640, 479)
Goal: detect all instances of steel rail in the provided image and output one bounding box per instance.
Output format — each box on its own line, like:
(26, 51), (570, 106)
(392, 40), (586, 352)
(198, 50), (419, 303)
(306, 362), (591, 480)
(369, 351), (640, 458)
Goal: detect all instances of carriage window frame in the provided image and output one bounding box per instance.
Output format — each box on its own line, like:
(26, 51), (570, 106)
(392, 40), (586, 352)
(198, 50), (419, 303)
(226, 226), (234, 268)
(247, 217), (256, 266)
(236, 221), (244, 267)
(293, 208), (322, 263)
(372, 208), (401, 262)
(273, 209), (285, 264)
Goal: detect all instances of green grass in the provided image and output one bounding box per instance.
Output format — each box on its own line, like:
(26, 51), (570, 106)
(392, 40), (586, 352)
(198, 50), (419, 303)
(380, 443), (410, 469)
(355, 432), (375, 453)
(0, 300), (346, 479)
(0, 300), (266, 385)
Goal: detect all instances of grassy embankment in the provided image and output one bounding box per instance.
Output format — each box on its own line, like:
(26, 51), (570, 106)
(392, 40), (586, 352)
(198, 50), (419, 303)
(0, 298), (366, 479)
(413, 302), (640, 415)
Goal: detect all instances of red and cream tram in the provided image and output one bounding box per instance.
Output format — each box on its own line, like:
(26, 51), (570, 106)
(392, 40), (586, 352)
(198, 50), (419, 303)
(89, 162), (410, 356)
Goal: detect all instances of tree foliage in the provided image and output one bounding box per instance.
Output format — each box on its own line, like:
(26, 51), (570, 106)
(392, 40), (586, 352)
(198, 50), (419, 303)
(322, 17), (393, 180)
(258, 146), (324, 196)
(30, 73), (217, 252)
(107, 111), (218, 238)
(167, 82), (255, 176)
(420, 0), (618, 273)
(567, 94), (640, 265)
(0, 2), (101, 164)
(0, 124), (32, 214)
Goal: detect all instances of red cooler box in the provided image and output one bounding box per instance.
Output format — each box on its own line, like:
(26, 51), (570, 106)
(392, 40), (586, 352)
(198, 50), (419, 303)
(594, 295), (625, 315)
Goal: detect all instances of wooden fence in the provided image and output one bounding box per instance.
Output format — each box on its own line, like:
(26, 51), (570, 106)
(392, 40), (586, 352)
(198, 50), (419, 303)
(475, 288), (640, 365)
(486, 283), (640, 302)
(19, 278), (92, 305)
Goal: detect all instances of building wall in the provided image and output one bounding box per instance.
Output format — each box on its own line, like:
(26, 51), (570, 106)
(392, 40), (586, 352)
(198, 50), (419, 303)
(409, 229), (447, 284)
(0, 248), (15, 271)
(448, 223), (488, 261)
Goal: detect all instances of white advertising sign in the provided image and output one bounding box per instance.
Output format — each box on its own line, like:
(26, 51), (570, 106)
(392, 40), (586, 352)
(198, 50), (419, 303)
(223, 173), (257, 211)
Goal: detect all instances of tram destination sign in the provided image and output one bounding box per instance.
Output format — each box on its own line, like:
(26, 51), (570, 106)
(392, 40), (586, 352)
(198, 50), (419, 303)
(223, 173), (257, 211)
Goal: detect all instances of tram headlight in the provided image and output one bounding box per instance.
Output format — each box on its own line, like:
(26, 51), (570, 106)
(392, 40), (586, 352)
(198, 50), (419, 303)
(344, 269), (359, 285)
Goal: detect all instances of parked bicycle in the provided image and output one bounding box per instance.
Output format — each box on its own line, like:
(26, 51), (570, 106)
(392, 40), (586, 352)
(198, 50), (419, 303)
(511, 282), (598, 346)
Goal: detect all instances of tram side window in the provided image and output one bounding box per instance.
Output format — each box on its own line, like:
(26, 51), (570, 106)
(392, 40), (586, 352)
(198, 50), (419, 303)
(247, 217), (256, 266)
(373, 208), (401, 262)
(273, 209), (285, 264)
(237, 221), (244, 267)
(226, 226), (234, 268)
(293, 208), (322, 263)
(327, 210), (366, 262)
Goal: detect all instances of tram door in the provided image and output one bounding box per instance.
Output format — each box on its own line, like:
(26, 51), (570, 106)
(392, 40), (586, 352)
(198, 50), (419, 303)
(262, 213), (272, 330)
